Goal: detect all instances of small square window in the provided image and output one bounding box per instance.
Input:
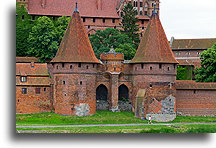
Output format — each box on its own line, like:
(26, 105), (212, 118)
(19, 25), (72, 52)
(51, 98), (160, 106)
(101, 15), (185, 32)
(22, 88), (27, 94)
(20, 76), (27, 82)
(35, 88), (41, 94)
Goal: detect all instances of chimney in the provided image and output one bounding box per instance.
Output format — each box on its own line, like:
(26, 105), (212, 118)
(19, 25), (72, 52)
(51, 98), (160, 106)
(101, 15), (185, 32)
(96, 0), (102, 10)
(41, 0), (46, 8)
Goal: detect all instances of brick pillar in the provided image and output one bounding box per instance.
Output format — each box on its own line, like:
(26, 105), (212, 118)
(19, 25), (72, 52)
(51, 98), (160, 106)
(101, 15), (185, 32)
(110, 73), (120, 112)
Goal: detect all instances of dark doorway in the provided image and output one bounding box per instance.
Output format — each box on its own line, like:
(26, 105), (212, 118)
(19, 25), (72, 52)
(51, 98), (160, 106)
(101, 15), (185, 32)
(96, 84), (109, 110)
(118, 84), (129, 101)
(118, 84), (131, 111)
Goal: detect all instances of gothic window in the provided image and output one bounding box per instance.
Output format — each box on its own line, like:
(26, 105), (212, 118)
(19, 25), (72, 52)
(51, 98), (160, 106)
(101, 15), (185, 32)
(168, 67), (170, 71)
(140, 11), (143, 15)
(70, 65), (73, 69)
(140, 2), (143, 7)
(63, 81), (66, 85)
(80, 81), (82, 85)
(150, 67), (152, 70)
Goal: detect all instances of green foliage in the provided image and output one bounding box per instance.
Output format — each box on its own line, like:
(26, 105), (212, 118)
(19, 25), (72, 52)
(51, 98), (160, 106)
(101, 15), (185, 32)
(27, 16), (58, 62)
(194, 43), (216, 82)
(115, 43), (136, 60)
(89, 28), (134, 58)
(16, 2), (34, 57)
(120, 2), (140, 48)
(176, 66), (193, 80)
(54, 16), (71, 43)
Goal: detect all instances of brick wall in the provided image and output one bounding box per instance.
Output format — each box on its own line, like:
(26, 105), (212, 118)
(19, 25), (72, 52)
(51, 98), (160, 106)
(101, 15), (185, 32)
(176, 89), (216, 116)
(16, 86), (52, 113)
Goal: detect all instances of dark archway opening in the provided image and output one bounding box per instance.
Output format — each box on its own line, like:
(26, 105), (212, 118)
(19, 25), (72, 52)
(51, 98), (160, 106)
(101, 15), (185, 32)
(118, 84), (129, 101)
(96, 84), (109, 110)
(118, 84), (131, 111)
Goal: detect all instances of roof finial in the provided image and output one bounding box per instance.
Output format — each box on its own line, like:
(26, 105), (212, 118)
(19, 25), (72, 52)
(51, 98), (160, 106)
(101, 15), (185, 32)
(74, 0), (79, 13)
(152, 1), (157, 15)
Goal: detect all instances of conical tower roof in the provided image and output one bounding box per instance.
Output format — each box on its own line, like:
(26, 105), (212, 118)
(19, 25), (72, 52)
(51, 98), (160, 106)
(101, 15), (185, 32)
(51, 7), (100, 63)
(130, 11), (178, 64)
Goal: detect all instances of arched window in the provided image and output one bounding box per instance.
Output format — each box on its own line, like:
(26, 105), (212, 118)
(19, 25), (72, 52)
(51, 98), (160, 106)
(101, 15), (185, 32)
(96, 84), (108, 101)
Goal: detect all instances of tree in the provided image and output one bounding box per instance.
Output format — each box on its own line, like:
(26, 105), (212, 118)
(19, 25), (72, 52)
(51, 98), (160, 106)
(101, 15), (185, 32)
(54, 16), (71, 44)
(120, 2), (140, 48)
(194, 43), (216, 82)
(115, 43), (136, 60)
(16, 2), (33, 57)
(27, 16), (59, 62)
(176, 66), (187, 80)
(90, 28), (134, 58)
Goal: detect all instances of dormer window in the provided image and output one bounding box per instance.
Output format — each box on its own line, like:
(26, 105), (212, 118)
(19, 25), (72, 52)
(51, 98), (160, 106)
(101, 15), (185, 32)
(20, 76), (27, 82)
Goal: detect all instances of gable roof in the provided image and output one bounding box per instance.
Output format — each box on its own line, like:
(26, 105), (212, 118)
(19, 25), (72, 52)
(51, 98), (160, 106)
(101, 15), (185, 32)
(130, 12), (178, 64)
(51, 10), (100, 63)
(171, 38), (216, 50)
(28, 0), (120, 18)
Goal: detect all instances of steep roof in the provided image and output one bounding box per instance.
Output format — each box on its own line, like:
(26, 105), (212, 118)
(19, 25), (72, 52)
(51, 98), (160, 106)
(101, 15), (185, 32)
(130, 12), (178, 64)
(171, 38), (216, 50)
(51, 10), (100, 63)
(28, 0), (120, 18)
(175, 80), (216, 90)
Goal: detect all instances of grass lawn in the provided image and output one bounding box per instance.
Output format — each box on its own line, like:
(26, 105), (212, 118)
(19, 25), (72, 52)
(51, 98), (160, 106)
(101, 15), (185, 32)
(16, 124), (216, 133)
(16, 111), (216, 126)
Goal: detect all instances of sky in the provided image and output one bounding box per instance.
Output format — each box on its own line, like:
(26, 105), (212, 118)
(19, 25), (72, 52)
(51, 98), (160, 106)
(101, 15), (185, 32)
(160, 0), (216, 40)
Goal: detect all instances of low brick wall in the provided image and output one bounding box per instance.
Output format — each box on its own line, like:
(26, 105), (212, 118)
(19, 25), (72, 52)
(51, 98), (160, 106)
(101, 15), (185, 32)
(176, 89), (216, 117)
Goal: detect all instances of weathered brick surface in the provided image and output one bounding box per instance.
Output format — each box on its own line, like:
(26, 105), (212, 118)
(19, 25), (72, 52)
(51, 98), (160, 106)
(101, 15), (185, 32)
(176, 89), (216, 116)
(16, 86), (52, 113)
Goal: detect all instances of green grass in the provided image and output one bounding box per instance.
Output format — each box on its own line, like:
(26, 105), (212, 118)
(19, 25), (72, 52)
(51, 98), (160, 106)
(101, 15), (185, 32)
(16, 124), (216, 133)
(16, 111), (216, 126)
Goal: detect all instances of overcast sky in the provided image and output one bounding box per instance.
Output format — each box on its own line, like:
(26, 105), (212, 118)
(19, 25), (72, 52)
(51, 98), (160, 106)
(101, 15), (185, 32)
(160, 0), (216, 40)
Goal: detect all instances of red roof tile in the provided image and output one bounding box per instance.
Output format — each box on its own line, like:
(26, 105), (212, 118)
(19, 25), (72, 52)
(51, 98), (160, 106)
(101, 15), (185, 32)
(171, 38), (216, 50)
(16, 63), (49, 76)
(28, 0), (120, 18)
(51, 10), (100, 63)
(16, 57), (40, 63)
(175, 80), (216, 90)
(130, 13), (178, 64)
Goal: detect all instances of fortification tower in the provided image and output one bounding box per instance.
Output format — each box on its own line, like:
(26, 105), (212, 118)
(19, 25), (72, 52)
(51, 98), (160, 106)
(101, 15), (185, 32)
(130, 6), (179, 121)
(51, 2), (100, 116)
(99, 48), (125, 111)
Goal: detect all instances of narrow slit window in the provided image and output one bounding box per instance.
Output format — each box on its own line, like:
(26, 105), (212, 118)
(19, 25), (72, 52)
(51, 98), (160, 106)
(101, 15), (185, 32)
(22, 88), (27, 94)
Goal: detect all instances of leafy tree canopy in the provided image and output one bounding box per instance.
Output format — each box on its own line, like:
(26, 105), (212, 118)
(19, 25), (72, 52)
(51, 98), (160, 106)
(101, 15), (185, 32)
(194, 43), (216, 82)
(90, 28), (134, 58)
(16, 2), (33, 57)
(27, 16), (59, 62)
(115, 43), (136, 60)
(120, 2), (140, 48)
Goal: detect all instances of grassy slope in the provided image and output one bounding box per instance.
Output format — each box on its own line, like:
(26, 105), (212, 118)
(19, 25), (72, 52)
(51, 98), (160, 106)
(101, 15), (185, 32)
(16, 111), (216, 126)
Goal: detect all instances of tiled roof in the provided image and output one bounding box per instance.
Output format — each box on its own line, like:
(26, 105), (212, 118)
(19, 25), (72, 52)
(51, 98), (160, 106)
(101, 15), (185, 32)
(51, 10), (100, 63)
(16, 57), (39, 63)
(175, 80), (216, 90)
(171, 38), (216, 50)
(28, 0), (120, 18)
(130, 12), (178, 64)
(16, 63), (49, 76)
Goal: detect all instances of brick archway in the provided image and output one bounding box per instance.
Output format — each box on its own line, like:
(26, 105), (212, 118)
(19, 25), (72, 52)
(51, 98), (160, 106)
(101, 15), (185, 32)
(96, 84), (109, 110)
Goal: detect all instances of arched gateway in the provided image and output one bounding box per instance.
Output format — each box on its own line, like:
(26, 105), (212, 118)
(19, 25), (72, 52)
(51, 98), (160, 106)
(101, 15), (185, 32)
(118, 84), (132, 111)
(96, 84), (109, 110)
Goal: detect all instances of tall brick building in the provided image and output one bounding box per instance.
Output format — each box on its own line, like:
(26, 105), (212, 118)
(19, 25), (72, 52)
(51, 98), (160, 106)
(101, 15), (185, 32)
(16, 5), (216, 121)
(17, 0), (159, 35)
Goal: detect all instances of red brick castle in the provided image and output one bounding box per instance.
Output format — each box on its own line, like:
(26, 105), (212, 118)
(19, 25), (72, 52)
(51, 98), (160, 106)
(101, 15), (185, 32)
(16, 2), (216, 122)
